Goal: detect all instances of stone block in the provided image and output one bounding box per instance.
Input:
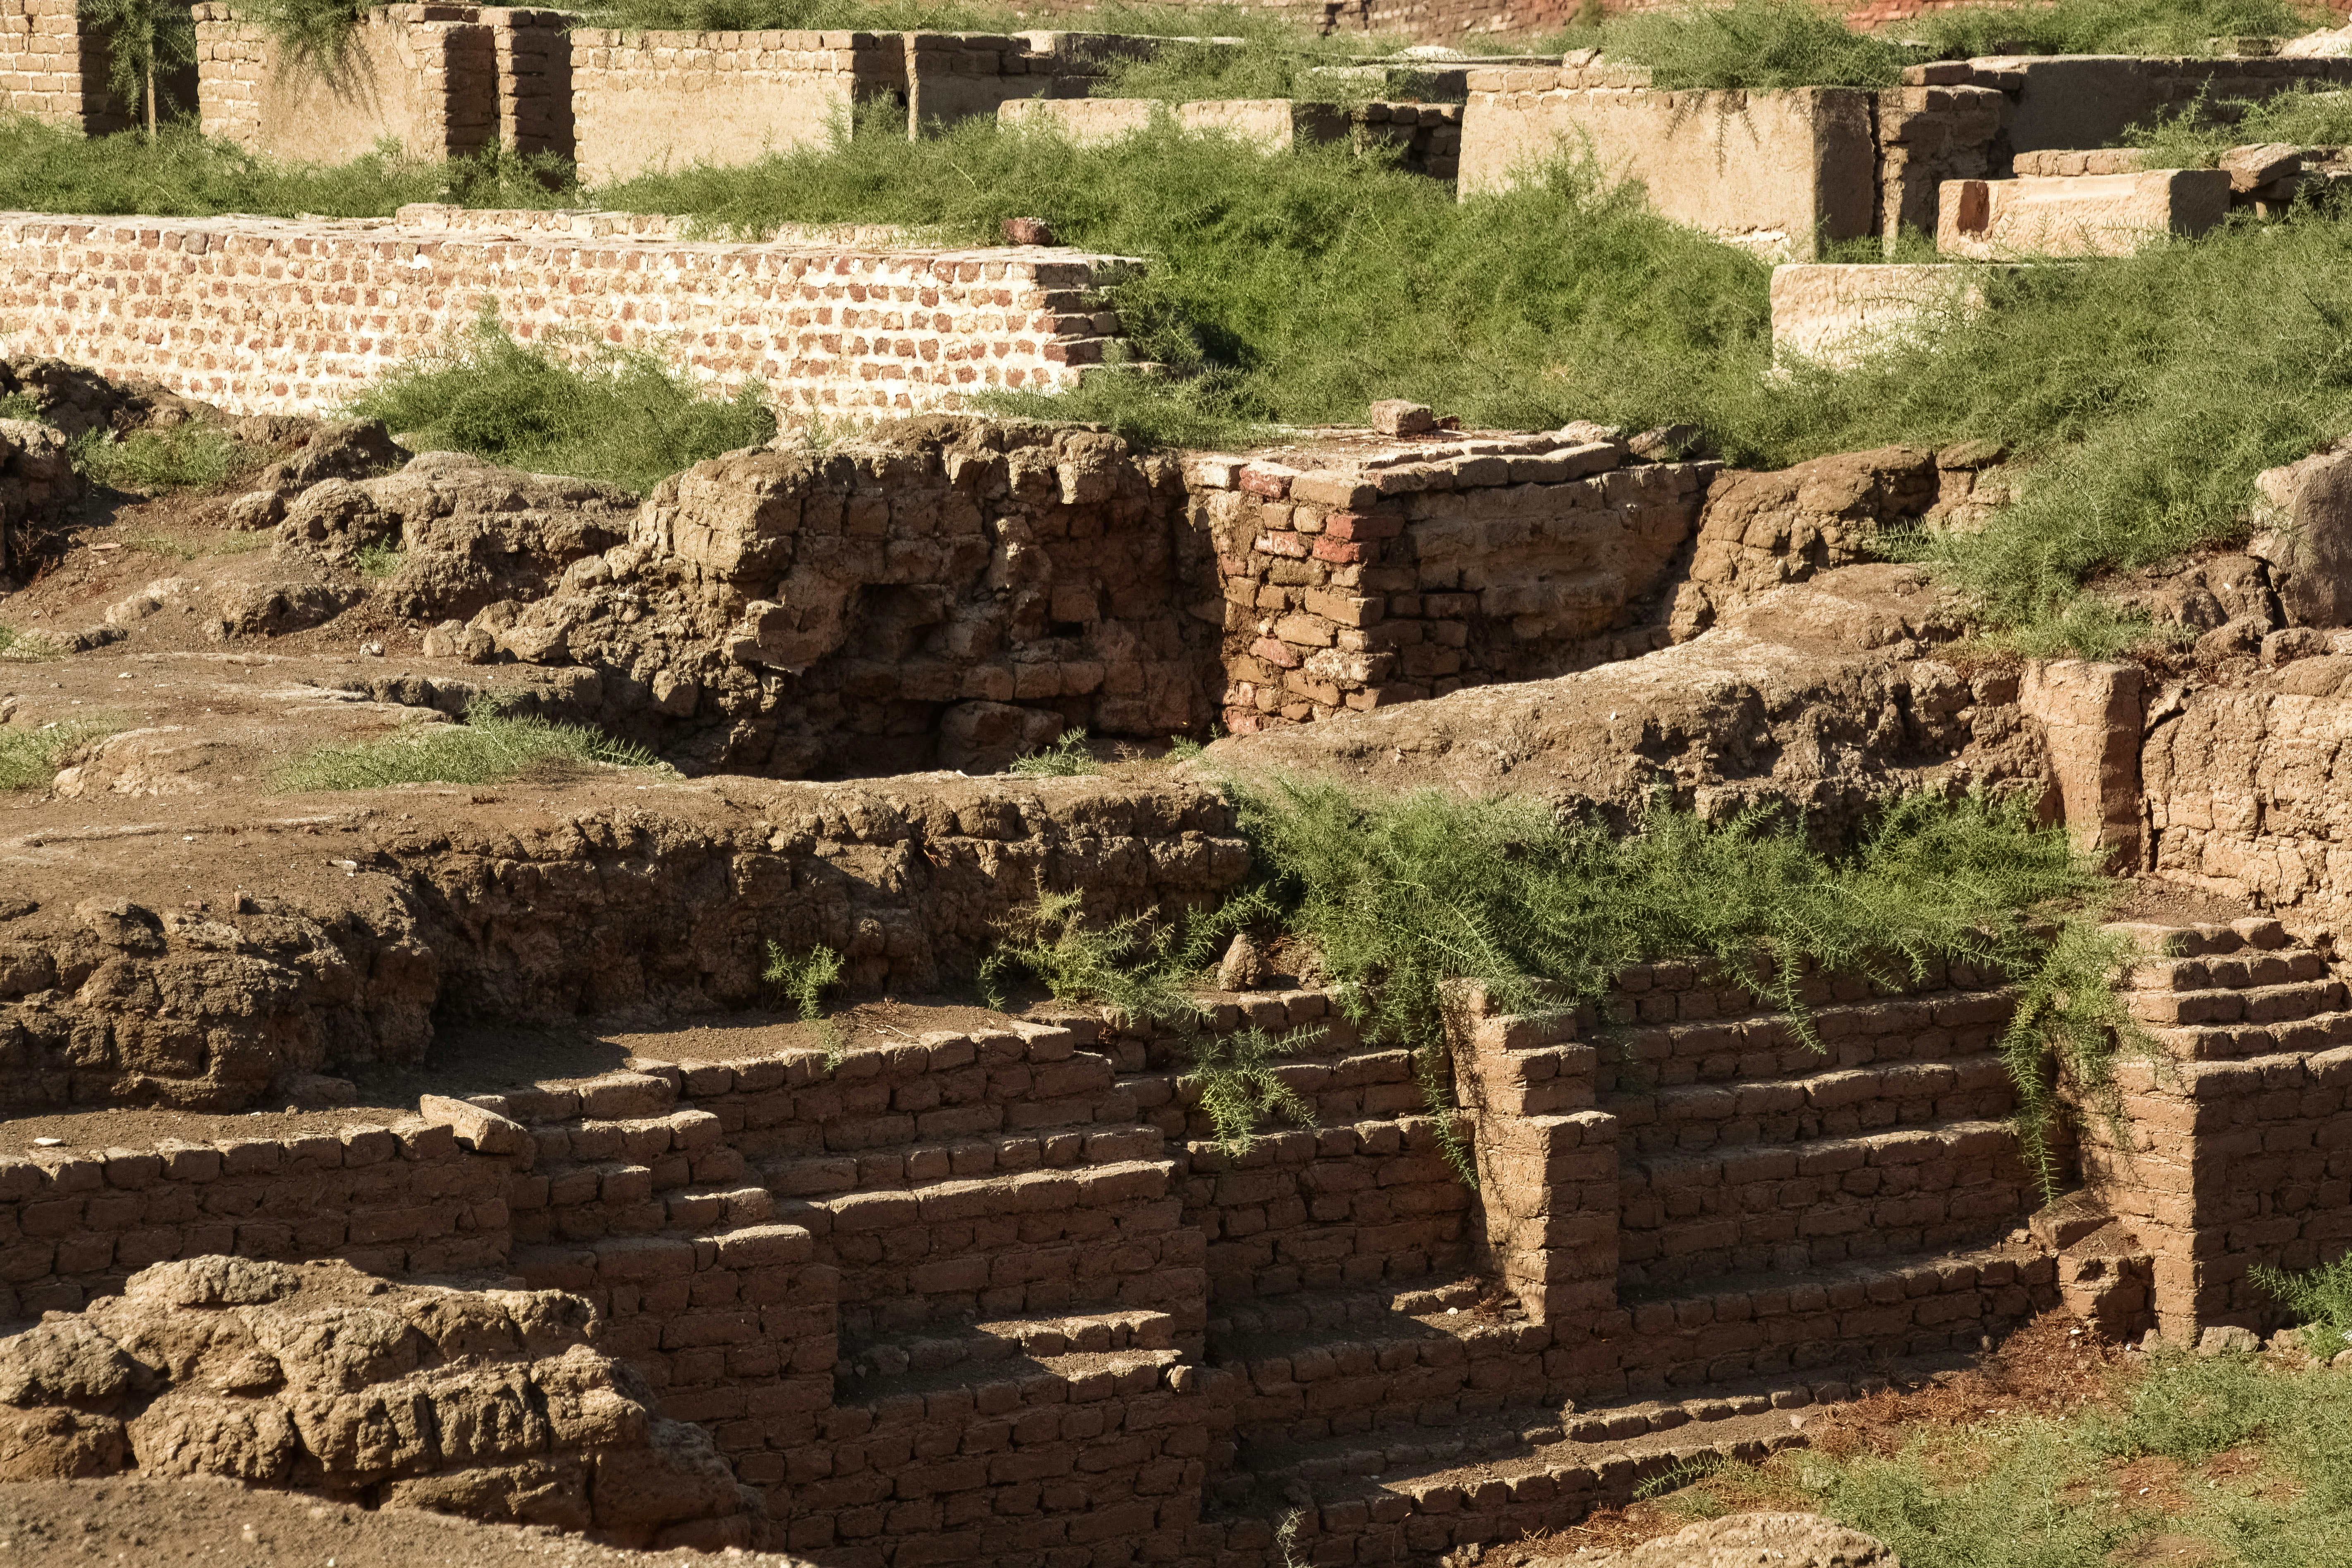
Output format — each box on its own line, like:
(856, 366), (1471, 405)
(1768, 263), (2007, 368)
(1936, 171), (2230, 258)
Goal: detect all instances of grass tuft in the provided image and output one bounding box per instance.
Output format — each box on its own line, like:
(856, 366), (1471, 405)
(348, 311), (777, 494)
(0, 716), (121, 790)
(1008, 729), (1098, 777)
(1599, 0), (1910, 91)
(1909, 0), (2325, 59)
(353, 541), (406, 579)
(274, 700), (657, 791)
(72, 423), (255, 493)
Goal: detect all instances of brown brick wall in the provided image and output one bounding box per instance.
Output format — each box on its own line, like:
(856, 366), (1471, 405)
(0, 0), (127, 133)
(0, 209), (1143, 421)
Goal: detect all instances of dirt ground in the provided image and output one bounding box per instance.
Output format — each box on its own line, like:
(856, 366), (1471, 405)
(0, 1476), (805, 1567)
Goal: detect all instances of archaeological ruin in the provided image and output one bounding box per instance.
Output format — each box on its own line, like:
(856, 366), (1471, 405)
(5, 0), (2352, 1562)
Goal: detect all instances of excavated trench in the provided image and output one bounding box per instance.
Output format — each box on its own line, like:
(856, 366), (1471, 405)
(6, 379), (2352, 1563)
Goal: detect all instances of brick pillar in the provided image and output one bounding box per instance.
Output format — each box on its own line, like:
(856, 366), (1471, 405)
(1446, 985), (1619, 1324)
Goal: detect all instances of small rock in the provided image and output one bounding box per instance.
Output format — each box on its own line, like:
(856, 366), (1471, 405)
(1936, 437), (2006, 470)
(1368, 399), (1436, 438)
(1217, 931), (1269, 992)
(361, 641), (384, 657)
(225, 490), (285, 532)
(1002, 216), (1058, 246)
(2195, 614), (2270, 662)
(2262, 626), (2332, 667)
(2198, 1324), (2261, 1355)
(1628, 423), (1702, 461)
(421, 620), (496, 664)
(2333, 1348), (2352, 1370)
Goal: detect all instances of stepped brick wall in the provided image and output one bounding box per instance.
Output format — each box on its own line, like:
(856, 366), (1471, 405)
(0, 209), (1142, 420)
(2089, 918), (2352, 1340)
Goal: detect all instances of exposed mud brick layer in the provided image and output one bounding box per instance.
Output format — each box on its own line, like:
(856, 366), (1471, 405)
(1874, 83), (2004, 239)
(1668, 445), (1943, 640)
(193, 4), (498, 163)
(2086, 918), (2352, 1339)
(0, 0), (124, 133)
(1187, 433), (1714, 733)
(0, 209), (1141, 419)
(0, 774), (1248, 1111)
(484, 6), (573, 156)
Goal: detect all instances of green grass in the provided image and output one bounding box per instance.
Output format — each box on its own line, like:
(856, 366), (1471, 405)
(1592, 0), (1912, 91)
(124, 529), (272, 560)
(0, 716), (121, 789)
(274, 702), (657, 790)
(346, 313), (777, 494)
(2254, 1254), (2352, 1359)
(72, 423), (257, 493)
(353, 541), (406, 579)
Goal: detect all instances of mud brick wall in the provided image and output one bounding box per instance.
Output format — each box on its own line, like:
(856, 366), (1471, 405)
(1597, 956), (2030, 1294)
(569, 28), (906, 184)
(0, 1116), (510, 1319)
(483, 6), (571, 156)
(0, 210), (1143, 420)
(193, 3), (497, 162)
(1187, 438), (1714, 734)
(0, 0), (126, 132)
(2089, 918), (2352, 1340)
(1357, 100), (1464, 180)
(1102, 987), (1475, 1303)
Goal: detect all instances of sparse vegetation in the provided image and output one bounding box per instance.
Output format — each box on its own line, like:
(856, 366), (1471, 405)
(72, 423), (256, 493)
(1651, 1346), (2352, 1568)
(274, 700), (657, 790)
(0, 716), (121, 790)
(353, 541), (406, 578)
(2254, 1253), (2352, 1358)
(1189, 1023), (1322, 1155)
(1908, 0), (2324, 60)
(1008, 729), (1099, 777)
(2125, 79), (2352, 167)
(762, 941), (847, 1064)
(1593, 0), (1911, 91)
(125, 529), (272, 561)
(348, 312), (776, 494)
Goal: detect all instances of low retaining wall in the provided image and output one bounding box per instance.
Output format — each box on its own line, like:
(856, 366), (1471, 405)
(1933, 53), (2352, 165)
(1004, 95), (1464, 179)
(1769, 262), (2006, 365)
(0, 208), (1141, 419)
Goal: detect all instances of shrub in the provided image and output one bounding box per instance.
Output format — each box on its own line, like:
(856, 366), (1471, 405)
(763, 941), (847, 1063)
(1008, 729), (1099, 777)
(1190, 1024), (1322, 1155)
(275, 701), (656, 790)
(352, 541), (405, 578)
(2124, 81), (2352, 167)
(80, 0), (198, 134)
(1225, 781), (2135, 1186)
(348, 312), (776, 493)
(1909, 0), (2324, 58)
(0, 716), (119, 790)
(0, 115), (573, 218)
(1599, 0), (1910, 90)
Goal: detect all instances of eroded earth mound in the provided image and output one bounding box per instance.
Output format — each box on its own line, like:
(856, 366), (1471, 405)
(0, 1255), (762, 1550)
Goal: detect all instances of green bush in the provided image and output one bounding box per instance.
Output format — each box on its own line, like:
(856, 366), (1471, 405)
(1599, 0), (1910, 90)
(1008, 729), (1099, 777)
(1909, 0), (2324, 58)
(2253, 1252), (2352, 1357)
(348, 313), (777, 493)
(0, 114), (573, 218)
(1225, 782), (2134, 1186)
(2124, 81), (2352, 167)
(275, 701), (656, 790)
(763, 941), (847, 1063)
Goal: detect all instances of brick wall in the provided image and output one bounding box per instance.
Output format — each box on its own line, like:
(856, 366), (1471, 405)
(483, 5), (571, 156)
(568, 27), (905, 185)
(1186, 433), (1715, 733)
(2089, 917), (2352, 1340)
(0, 208), (1143, 420)
(194, 3), (497, 162)
(0, 0), (128, 133)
